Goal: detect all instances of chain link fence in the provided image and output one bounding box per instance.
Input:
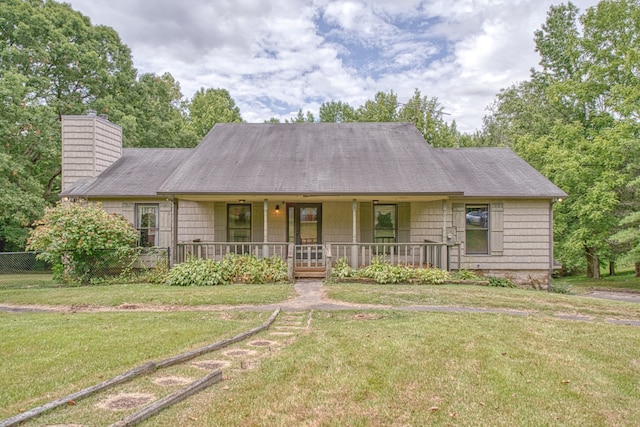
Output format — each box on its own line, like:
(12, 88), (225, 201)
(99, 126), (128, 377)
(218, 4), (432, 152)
(0, 252), (51, 274)
(0, 248), (170, 284)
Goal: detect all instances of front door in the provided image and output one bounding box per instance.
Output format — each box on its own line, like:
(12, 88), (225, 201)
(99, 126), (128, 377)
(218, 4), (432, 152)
(289, 203), (322, 245)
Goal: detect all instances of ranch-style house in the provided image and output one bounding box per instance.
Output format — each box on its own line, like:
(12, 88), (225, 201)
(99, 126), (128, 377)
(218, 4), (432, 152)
(59, 113), (567, 286)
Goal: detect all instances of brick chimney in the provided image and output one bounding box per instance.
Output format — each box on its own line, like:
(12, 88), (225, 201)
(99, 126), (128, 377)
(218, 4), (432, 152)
(61, 112), (122, 192)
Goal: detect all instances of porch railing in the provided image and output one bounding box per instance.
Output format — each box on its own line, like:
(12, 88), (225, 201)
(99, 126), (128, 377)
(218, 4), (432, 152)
(175, 241), (457, 280)
(329, 242), (451, 270)
(176, 242), (289, 263)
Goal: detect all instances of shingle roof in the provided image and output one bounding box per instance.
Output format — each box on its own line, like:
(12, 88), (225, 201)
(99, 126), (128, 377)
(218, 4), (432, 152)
(61, 122), (566, 199)
(60, 148), (192, 197)
(158, 122), (462, 195)
(434, 148), (567, 198)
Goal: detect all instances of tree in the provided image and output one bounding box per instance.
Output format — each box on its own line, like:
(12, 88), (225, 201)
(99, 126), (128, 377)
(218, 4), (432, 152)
(483, 0), (640, 277)
(0, 0), (137, 249)
(187, 88), (243, 139)
(356, 90), (399, 122)
(27, 200), (139, 284)
(319, 100), (357, 123)
(115, 72), (197, 148)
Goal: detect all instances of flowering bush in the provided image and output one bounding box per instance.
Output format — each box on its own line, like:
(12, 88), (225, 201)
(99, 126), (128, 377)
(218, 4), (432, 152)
(27, 200), (138, 284)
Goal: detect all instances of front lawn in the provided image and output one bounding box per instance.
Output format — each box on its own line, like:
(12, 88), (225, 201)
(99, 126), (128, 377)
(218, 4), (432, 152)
(0, 274), (294, 307)
(3, 309), (639, 426)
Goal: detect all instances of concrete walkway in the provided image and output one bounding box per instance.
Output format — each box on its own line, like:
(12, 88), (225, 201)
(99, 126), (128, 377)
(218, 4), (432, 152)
(250, 279), (640, 327)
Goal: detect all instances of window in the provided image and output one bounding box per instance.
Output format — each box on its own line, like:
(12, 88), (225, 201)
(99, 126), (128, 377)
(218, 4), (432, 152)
(136, 204), (159, 247)
(227, 204), (251, 242)
(465, 204), (489, 254)
(374, 204), (397, 243)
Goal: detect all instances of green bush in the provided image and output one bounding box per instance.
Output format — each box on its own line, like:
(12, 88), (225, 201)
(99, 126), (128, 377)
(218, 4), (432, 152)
(166, 257), (230, 286)
(452, 270), (481, 280)
(331, 257), (356, 280)
(550, 281), (573, 294)
(358, 258), (414, 284)
(26, 200), (138, 284)
(167, 254), (289, 286)
(222, 254), (289, 284)
(413, 268), (451, 285)
(487, 276), (517, 288)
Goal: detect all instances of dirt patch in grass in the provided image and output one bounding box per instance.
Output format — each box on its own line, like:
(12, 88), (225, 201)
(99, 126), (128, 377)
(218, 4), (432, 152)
(152, 376), (193, 387)
(223, 349), (258, 357)
(248, 339), (278, 347)
(192, 360), (231, 370)
(96, 392), (154, 411)
(351, 312), (386, 320)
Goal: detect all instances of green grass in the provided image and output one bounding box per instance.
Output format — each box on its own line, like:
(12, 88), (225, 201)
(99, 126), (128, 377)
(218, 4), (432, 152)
(556, 268), (640, 293)
(0, 274), (294, 306)
(0, 310), (269, 420)
(325, 282), (640, 321)
(120, 312), (640, 426)
(2, 275), (640, 425)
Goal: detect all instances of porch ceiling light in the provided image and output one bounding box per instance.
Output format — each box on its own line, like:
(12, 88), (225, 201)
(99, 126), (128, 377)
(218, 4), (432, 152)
(373, 200), (379, 204)
(239, 199), (245, 204)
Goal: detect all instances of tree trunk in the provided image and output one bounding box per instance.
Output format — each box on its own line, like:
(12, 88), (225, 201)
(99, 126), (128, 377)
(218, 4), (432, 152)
(609, 261), (615, 276)
(585, 247), (600, 279)
(635, 262), (640, 278)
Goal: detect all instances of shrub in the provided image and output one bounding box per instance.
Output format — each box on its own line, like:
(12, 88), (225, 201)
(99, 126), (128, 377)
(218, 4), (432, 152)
(358, 258), (414, 284)
(487, 276), (517, 288)
(26, 200), (138, 284)
(331, 257), (356, 280)
(221, 253), (289, 284)
(550, 282), (573, 294)
(413, 268), (451, 285)
(452, 270), (481, 281)
(166, 257), (230, 286)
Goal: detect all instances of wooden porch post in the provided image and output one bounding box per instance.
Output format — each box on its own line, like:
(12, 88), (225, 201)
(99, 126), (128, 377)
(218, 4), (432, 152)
(351, 199), (358, 269)
(172, 197), (178, 266)
(263, 199), (269, 258)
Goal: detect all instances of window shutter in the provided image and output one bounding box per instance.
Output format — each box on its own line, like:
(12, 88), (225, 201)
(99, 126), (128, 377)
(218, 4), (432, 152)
(252, 202), (263, 242)
(359, 202), (372, 243)
(398, 202), (410, 243)
(452, 203), (465, 244)
(490, 203), (504, 255)
(214, 202), (226, 242)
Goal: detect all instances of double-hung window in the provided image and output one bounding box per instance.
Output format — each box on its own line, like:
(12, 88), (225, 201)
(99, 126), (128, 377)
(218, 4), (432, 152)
(136, 204), (159, 247)
(465, 204), (489, 254)
(227, 204), (251, 242)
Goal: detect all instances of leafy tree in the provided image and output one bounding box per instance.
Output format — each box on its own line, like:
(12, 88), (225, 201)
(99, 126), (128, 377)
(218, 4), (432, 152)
(27, 201), (138, 284)
(113, 72), (197, 148)
(187, 87), (243, 138)
(285, 108), (315, 123)
(0, 0), (137, 248)
(319, 100), (357, 123)
(483, 0), (640, 277)
(356, 90), (399, 122)
(397, 89), (461, 147)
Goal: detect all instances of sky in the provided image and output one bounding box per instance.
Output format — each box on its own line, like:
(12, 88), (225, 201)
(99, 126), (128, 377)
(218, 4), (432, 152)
(63, 0), (600, 133)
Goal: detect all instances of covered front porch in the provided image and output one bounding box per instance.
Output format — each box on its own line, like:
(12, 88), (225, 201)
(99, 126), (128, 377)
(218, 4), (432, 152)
(172, 196), (460, 279)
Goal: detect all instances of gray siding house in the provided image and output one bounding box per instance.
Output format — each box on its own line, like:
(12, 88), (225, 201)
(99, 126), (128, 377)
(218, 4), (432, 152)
(60, 113), (566, 286)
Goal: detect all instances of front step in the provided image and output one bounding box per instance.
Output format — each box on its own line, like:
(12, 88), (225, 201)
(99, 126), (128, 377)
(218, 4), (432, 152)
(294, 268), (326, 279)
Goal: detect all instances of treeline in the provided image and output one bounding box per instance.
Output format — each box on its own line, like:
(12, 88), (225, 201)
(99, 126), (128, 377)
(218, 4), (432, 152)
(0, 0), (638, 277)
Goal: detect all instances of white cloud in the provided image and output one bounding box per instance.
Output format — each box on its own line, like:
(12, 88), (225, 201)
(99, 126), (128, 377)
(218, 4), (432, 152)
(63, 0), (600, 132)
